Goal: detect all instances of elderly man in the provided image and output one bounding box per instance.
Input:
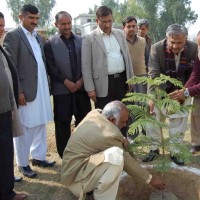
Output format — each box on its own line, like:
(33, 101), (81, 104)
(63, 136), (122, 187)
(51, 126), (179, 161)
(82, 6), (133, 110)
(143, 24), (197, 165)
(61, 101), (165, 200)
(169, 31), (200, 154)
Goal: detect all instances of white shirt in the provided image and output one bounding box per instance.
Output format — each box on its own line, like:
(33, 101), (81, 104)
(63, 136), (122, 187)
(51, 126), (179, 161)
(18, 25), (53, 128)
(99, 27), (125, 74)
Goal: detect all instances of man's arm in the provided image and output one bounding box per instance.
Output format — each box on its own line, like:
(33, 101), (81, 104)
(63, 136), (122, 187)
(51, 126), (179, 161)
(185, 57), (200, 96)
(169, 57), (200, 101)
(148, 43), (161, 79)
(4, 31), (26, 105)
(81, 34), (96, 102)
(44, 40), (66, 83)
(123, 152), (165, 190)
(44, 40), (77, 93)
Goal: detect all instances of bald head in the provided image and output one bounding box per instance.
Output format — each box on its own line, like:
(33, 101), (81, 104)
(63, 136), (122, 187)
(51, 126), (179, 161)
(102, 101), (129, 130)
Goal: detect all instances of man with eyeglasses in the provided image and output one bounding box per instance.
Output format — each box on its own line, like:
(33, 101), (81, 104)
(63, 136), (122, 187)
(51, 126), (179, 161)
(143, 24), (198, 166)
(122, 16), (147, 140)
(81, 6), (133, 112)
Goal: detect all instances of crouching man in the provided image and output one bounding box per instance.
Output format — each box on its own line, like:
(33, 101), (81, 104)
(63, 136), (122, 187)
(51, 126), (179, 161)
(61, 101), (165, 200)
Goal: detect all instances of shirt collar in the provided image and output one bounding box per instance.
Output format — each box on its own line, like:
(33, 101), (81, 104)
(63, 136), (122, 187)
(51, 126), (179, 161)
(98, 26), (113, 35)
(20, 24), (37, 37)
(126, 34), (138, 44)
(58, 32), (74, 39)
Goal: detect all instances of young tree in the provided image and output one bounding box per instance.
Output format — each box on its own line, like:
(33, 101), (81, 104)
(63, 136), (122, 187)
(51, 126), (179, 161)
(96, 0), (197, 43)
(6, 0), (56, 26)
(136, 0), (198, 42)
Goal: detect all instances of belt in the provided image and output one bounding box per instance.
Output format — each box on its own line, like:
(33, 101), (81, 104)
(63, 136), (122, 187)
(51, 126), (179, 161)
(108, 71), (125, 78)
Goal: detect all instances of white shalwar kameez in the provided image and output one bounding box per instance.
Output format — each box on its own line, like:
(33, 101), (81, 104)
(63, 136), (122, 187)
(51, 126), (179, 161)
(14, 28), (53, 167)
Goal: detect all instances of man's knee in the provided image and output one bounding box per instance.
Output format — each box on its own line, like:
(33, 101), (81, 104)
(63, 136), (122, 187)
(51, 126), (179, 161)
(103, 146), (124, 166)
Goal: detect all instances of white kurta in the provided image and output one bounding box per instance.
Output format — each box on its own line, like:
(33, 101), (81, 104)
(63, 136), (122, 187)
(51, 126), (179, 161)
(18, 31), (53, 128)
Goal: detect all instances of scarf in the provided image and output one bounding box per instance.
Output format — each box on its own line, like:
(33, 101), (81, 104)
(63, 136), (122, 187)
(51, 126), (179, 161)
(164, 39), (187, 93)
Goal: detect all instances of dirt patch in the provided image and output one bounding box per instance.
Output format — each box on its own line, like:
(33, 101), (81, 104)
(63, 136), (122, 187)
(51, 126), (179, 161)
(14, 121), (200, 200)
(118, 167), (200, 200)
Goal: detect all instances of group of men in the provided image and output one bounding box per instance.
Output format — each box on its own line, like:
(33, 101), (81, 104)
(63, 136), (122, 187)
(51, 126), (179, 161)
(1, 2), (200, 200)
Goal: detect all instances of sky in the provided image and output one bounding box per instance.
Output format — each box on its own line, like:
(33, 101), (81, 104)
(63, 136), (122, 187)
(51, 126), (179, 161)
(1, 0), (200, 38)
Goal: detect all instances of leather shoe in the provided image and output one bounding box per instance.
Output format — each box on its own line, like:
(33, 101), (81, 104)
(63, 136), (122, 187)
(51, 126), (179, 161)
(12, 193), (27, 200)
(14, 176), (22, 182)
(142, 149), (159, 162)
(190, 145), (200, 154)
(19, 165), (37, 178)
(31, 159), (56, 167)
(170, 155), (184, 166)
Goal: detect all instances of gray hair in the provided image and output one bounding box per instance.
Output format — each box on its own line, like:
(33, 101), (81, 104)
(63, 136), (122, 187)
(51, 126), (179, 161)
(138, 19), (149, 27)
(166, 24), (188, 37)
(102, 101), (127, 121)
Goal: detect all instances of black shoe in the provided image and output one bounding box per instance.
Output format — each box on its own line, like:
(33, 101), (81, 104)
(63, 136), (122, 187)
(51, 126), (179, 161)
(86, 191), (94, 200)
(142, 149), (159, 162)
(18, 165), (37, 178)
(190, 145), (200, 154)
(14, 176), (22, 182)
(170, 155), (184, 166)
(31, 159), (56, 167)
(12, 193), (28, 200)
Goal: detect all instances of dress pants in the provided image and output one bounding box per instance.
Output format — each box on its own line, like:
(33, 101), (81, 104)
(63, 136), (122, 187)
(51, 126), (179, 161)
(147, 97), (191, 153)
(14, 124), (47, 166)
(68, 161), (124, 200)
(191, 115), (200, 146)
(95, 71), (127, 109)
(53, 91), (91, 158)
(0, 111), (15, 200)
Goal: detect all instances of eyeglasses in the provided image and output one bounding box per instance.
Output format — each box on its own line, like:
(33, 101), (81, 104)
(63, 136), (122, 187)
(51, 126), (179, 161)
(99, 19), (113, 25)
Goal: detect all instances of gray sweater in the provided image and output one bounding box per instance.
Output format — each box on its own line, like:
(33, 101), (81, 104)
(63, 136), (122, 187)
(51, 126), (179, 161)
(0, 54), (13, 114)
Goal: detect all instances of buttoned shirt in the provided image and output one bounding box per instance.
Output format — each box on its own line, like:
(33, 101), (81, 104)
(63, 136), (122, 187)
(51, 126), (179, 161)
(99, 27), (125, 74)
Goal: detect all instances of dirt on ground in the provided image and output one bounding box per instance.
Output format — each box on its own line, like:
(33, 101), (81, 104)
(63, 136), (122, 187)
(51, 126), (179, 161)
(14, 121), (200, 200)
(14, 122), (77, 200)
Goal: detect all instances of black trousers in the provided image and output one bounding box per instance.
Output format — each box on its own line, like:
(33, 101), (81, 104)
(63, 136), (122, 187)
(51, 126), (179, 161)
(95, 71), (127, 109)
(95, 71), (128, 137)
(53, 91), (91, 158)
(0, 111), (15, 200)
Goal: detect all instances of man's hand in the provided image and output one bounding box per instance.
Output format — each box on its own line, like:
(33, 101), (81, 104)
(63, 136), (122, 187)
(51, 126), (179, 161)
(148, 101), (155, 115)
(150, 178), (166, 190)
(19, 92), (26, 106)
(64, 79), (77, 93)
(128, 84), (133, 92)
(122, 137), (130, 150)
(75, 78), (83, 91)
(169, 89), (185, 104)
(87, 90), (97, 103)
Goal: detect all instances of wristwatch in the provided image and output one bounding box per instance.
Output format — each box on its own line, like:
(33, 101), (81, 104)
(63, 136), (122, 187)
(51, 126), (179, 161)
(184, 88), (190, 97)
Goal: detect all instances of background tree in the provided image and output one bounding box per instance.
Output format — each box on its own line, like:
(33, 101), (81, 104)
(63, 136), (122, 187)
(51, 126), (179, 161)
(138, 0), (198, 42)
(88, 0), (197, 43)
(6, 0), (56, 26)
